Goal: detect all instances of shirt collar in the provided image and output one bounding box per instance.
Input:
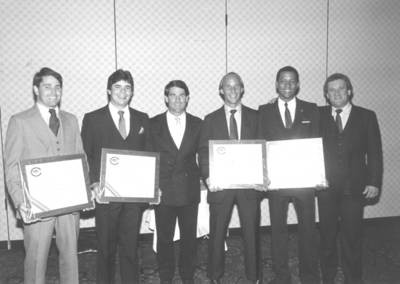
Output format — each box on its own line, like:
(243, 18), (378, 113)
(224, 103), (242, 114)
(36, 102), (59, 117)
(278, 97), (296, 108)
(331, 102), (352, 116)
(108, 103), (129, 116)
(166, 110), (186, 120)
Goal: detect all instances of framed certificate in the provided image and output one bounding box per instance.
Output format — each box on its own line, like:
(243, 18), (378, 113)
(99, 148), (160, 203)
(19, 154), (94, 219)
(209, 140), (268, 189)
(266, 137), (327, 189)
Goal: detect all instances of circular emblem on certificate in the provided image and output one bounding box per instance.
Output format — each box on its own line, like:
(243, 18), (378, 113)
(30, 167), (41, 177)
(109, 156), (119, 165)
(216, 146), (226, 155)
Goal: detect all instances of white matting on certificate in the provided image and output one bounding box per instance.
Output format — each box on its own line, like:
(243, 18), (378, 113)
(266, 137), (327, 189)
(19, 154), (93, 219)
(209, 140), (267, 189)
(99, 148), (160, 203)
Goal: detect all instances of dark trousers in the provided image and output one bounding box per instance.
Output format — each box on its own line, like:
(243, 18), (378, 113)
(95, 202), (143, 284)
(268, 189), (320, 284)
(155, 203), (198, 281)
(318, 189), (364, 284)
(208, 189), (261, 281)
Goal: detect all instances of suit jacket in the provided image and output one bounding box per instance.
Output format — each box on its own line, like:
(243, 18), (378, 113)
(199, 105), (259, 203)
(81, 105), (150, 184)
(319, 105), (383, 195)
(257, 98), (320, 141)
(5, 105), (83, 208)
(149, 112), (202, 206)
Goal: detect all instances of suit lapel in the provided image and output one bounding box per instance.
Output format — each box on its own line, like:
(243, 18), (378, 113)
(103, 106), (122, 137)
(272, 101), (286, 129)
(342, 105), (356, 134)
(241, 106), (252, 139)
(217, 107), (230, 139)
(178, 113), (193, 152)
(129, 108), (141, 137)
(162, 112), (180, 151)
(293, 99), (303, 126)
(31, 106), (55, 144)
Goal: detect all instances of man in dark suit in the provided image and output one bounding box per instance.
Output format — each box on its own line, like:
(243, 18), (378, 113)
(258, 66), (320, 284)
(318, 73), (383, 284)
(199, 72), (263, 284)
(5, 67), (83, 284)
(81, 69), (150, 284)
(149, 80), (202, 284)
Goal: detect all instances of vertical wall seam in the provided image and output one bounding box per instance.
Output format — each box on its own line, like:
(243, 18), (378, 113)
(225, 0), (228, 73)
(113, 0), (118, 70)
(325, 0), (330, 79)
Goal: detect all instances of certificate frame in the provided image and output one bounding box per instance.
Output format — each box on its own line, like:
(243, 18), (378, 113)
(209, 139), (268, 189)
(266, 137), (328, 189)
(99, 148), (160, 203)
(19, 153), (94, 219)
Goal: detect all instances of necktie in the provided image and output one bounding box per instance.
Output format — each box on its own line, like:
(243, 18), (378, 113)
(49, 109), (59, 136)
(118, 110), (127, 139)
(229, 109), (238, 140)
(284, 102), (292, 129)
(174, 116), (184, 148)
(175, 116), (181, 126)
(335, 109), (343, 133)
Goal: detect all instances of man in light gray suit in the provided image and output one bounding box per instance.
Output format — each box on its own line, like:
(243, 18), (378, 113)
(5, 67), (83, 284)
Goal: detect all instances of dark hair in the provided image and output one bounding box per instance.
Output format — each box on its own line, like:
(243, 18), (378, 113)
(164, 80), (190, 97)
(276, 66), (299, 82)
(323, 73), (353, 98)
(33, 67), (63, 88)
(107, 69), (134, 92)
(218, 72), (245, 99)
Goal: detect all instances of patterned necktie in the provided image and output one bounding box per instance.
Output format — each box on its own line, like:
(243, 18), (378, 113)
(49, 108), (59, 136)
(229, 109), (238, 140)
(284, 102), (292, 129)
(335, 109), (343, 133)
(118, 110), (127, 139)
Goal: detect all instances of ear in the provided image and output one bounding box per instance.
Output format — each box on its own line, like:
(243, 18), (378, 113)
(164, 96), (168, 104)
(33, 86), (39, 97)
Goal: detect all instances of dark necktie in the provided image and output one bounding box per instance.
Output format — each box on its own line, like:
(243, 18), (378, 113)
(284, 102), (292, 129)
(49, 108), (59, 136)
(335, 109), (343, 133)
(229, 109), (238, 140)
(118, 110), (127, 139)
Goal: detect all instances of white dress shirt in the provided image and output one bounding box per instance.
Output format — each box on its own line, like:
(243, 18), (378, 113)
(331, 102), (352, 129)
(36, 102), (59, 127)
(224, 104), (242, 139)
(167, 111), (186, 148)
(108, 103), (130, 135)
(278, 98), (296, 128)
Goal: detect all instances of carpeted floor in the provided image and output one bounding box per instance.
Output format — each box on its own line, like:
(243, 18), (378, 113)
(1, 217), (399, 283)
